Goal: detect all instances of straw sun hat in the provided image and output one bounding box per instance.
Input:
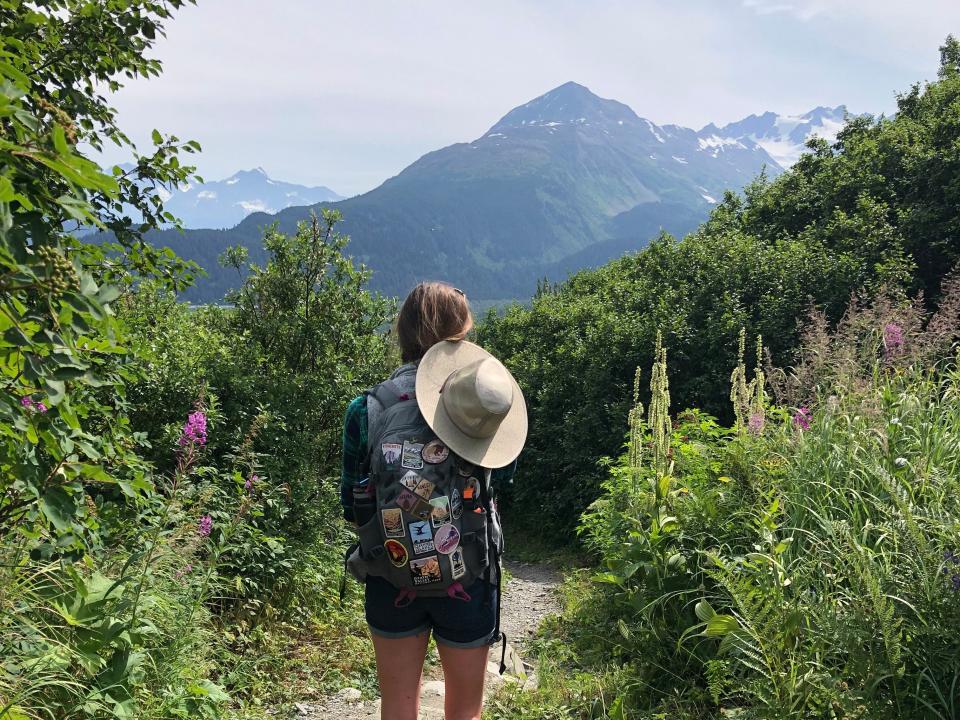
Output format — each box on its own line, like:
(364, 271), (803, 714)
(415, 340), (527, 469)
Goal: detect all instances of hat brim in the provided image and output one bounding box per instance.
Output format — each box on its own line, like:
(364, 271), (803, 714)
(416, 340), (527, 469)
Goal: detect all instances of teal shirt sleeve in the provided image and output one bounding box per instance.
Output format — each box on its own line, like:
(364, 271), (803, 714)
(340, 395), (367, 522)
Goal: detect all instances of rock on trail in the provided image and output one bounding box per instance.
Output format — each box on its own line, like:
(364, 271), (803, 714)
(295, 559), (562, 719)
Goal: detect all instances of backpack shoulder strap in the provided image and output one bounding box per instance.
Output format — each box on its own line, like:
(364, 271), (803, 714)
(365, 381), (406, 412)
(361, 381), (417, 476)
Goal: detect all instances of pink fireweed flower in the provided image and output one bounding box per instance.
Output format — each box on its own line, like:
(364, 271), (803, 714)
(883, 323), (905, 359)
(178, 411), (208, 447)
(198, 514), (213, 538)
(748, 412), (765, 435)
(174, 563), (194, 581)
(20, 397), (49, 413)
(793, 407), (812, 431)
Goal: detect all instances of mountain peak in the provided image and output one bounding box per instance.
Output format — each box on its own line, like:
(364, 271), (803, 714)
(802, 105), (847, 121)
(488, 81), (638, 133)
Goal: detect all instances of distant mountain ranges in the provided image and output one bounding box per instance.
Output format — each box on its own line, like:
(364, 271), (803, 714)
(138, 83), (853, 303)
(155, 167), (341, 230)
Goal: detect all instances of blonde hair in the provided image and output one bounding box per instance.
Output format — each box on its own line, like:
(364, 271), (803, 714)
(396, 282), (474, 362)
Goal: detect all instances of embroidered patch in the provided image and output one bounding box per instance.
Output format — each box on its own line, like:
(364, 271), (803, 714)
(408, 520), (435, 554)
(434, 524), (460, 555)
(411, 498), (433, 521)
(457, 461), (475, 477)
(450, 487), (463, 520)
(399, 470), (420, 491)
(401, 441), (425, 469)
(410, 555), (442, 585)
(381, 443), (402, 465)
(430, 496), (451, 527)
(396, 488), (419, 513)
(381, 508), (404, 538)
(385, 539), (408, 567)
(422, 439), (450, 464)
(413, 478), (435, 500)
(449, 547), (466, 579)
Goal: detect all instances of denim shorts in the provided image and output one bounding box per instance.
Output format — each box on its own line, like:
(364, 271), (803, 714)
(364, 575), (497, 649)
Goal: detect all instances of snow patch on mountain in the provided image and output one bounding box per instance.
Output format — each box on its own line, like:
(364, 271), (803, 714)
(698, 135), (747, 151)
(699, 106), (853, 169)
(237, 200), (273, 214)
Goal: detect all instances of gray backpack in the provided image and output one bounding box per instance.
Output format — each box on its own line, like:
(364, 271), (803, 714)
(345, 380), (503, 600)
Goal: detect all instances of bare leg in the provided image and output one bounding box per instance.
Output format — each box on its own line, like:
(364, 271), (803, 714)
(437, 642), (490, 720)
(371, 630), (431, 720)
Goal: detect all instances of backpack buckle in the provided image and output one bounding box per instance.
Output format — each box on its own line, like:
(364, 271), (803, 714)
(447, 582), (471, 602)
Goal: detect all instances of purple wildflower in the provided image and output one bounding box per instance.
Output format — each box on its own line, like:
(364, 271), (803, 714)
(178, 411), (208, 447)
(793, 407), (812, 431)
(952, 574), (960, 592)
(19, 397), (48, 413)
(198, 514), (213, 538)
(245, 474), (258, 492)
(945, 549), (960, 565)
(748, 412), (765, 435)
(174, 563), (194, 581)
(883, 323), (905, 359)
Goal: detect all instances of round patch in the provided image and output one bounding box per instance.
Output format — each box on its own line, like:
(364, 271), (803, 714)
(433, 524), (461, 555)
(457, 461), (475, 477)
(422, 440), (450, 464)
(384, 539), (408, 567)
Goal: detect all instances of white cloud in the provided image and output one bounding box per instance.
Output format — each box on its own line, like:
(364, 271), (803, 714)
(740, 0), (960, 39)
(742, 1), (822, 20)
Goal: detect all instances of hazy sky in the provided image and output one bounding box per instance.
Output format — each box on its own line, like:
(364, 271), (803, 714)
(100, 0), (960, 197)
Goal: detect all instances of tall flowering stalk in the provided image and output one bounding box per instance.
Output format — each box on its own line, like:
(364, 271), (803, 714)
(176, 410), (269, 632)
(627, 366), (644, 492)
(731, 329), (768, 435)
(731, 328), (751, 433)
(749, 335), (768, 435)
(129, 400), (209, 627)
(649, 331), (671, 478)
(176, 408), (208, 477)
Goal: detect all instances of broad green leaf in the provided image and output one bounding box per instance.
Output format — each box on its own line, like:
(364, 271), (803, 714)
(40, 486), (77, 531)
(705, 614), (740, 637)
(42, 377), (66, 405)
